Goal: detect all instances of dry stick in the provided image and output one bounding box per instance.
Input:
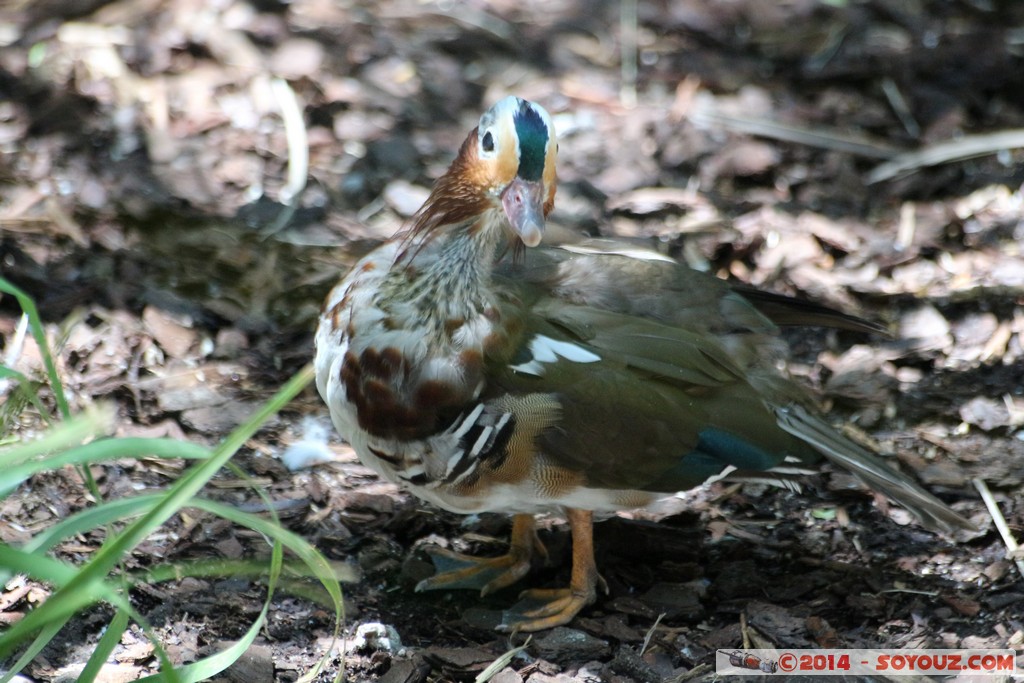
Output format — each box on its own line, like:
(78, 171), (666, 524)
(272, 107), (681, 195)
(620, 0), (638, 109)
(475, 637), (530, 683)
(972, 478), (1024, 581)
(0, 313), (29, 396)
(670, 663), (714, 682)
(688, 96), (899, 159)
(881, 77), (920, 138)
(640, 612), (665, 656)
(896, 201), (916, 251)
(263, 77), (309, 236)
(868, 129), (1024, 183)
(689, 96), (1024, 184)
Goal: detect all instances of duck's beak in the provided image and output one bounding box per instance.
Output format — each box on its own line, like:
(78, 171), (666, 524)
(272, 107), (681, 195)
(501, 176), (545, 247)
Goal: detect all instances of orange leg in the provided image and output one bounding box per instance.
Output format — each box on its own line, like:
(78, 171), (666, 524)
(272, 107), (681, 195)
(497, 508), (606, 633)
(416, 513), (546, 596)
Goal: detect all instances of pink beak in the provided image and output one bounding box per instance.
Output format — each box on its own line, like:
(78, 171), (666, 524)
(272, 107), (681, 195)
(501, 177), (546, 247)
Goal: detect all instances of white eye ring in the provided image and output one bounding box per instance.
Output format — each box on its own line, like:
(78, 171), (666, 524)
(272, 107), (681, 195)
(479, 129), (497, 158)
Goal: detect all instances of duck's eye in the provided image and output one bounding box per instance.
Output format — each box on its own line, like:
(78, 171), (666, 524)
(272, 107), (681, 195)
(481, 131), (495, 153)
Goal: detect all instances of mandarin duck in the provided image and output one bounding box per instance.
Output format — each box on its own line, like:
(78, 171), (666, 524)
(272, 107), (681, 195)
(314, 96), (972, 632)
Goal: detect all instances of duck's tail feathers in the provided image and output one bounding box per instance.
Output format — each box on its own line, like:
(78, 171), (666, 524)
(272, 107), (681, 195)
(774, 404), (974, 532)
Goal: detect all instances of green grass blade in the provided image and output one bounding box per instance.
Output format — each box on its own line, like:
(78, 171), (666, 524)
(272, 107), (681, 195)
(0, 357), (325, 679)
(0, 544), (78, 585)
(134, 556), (356, 587)
(0, 547), (132, 664)
(0, 437), (210, 499)
(0, 544), (184, 682)
(0, 277), (71, 420)
(135, 540), (285, 683)
(0, 621), (63, 683)
(475, 638), (531, 683)
(0, 404), (115, 470)
(0, 495), (162, 587)
(0, 365), (314, 659)
(19, 494), (163, 555)
(189, 497), (346, 682)
(0, 367), (53, 427)
(78, 608), (130, 683)
(187, 497), (346, 613)
(0, 545), (143, 611)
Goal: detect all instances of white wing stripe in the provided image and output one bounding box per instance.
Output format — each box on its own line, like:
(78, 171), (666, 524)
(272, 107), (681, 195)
(451, 403), (485, 439)
(511, 334), (601, 374)
(469, 425), (495, 458)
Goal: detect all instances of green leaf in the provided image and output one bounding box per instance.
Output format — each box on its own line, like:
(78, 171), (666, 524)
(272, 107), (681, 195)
(811, 507), (837, 520)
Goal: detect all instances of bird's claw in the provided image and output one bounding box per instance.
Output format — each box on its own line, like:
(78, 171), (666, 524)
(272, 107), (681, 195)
(415, 544), (534, 595)
(496, 586), (598, 633)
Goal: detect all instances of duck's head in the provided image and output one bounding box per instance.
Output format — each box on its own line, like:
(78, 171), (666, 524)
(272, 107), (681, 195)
(411, 96), (558, 249)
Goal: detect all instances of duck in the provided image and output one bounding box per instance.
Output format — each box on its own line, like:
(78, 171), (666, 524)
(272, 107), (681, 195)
(313, 96), (971, 632)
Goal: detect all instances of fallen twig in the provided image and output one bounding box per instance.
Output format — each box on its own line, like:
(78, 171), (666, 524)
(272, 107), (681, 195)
(640, 612), (665, 656)
(263, 77), (309, 236)
(475, 637), (530, 683)
(688, 94), (899, 159)
(868, 129), (1024, 183)
(973, 477), (1024, 581)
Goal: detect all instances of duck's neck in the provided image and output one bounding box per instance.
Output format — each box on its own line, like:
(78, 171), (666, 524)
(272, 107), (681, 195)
(394, 211), (506, 319)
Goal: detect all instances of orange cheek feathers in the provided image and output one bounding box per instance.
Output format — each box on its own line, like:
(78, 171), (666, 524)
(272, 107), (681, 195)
(542, 142), (557, 216)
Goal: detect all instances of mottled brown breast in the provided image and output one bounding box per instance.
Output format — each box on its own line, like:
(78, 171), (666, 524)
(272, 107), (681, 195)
(340, 343), (484, 440)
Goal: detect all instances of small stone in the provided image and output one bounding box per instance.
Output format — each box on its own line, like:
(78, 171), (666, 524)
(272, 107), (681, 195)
(143, 306), (196, 359)
(713, 559), (761, 600)
(354, 622), (404, 655)
(899, 305), (952, 354)
(674, 633), (710, 666)
(378, 655), (431, 683)
(532, 626), (611, 665)
(639, 582), (704, 621)
(960, 396), (1012, 431)
(421, 646), (494, 676)
(214, 328), (249, 358)
(269, 38), (325, 79)
(609, 646), (661, 683)
(54, 664), (143, 683)
(181, 400), (273, 433)
(223, 643), (275, 683)
(489, 668), (523, 683)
